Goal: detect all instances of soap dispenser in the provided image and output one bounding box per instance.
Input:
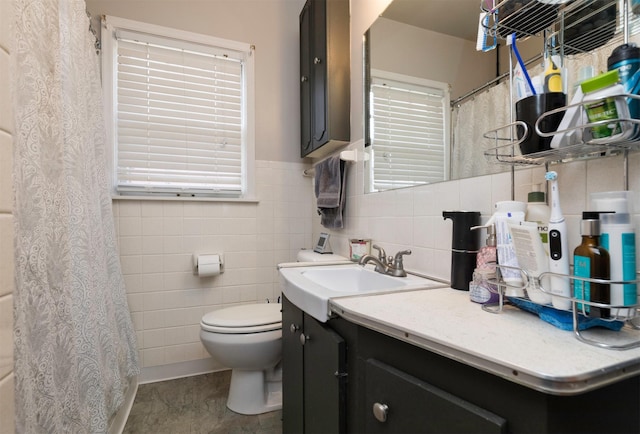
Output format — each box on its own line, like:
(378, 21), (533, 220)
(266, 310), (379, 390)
(470, 224), (497, 272)
(469, 224), (498, 304)
(442, 211), (481, 291)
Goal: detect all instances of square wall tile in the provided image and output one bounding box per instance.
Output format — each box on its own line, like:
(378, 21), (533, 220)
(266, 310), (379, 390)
(0, 0), (13, 53)
(0, 131), (12, 213)
(0, 215), (14, 298)
(0, 294), (12, 379)
(0, 373), (15, 434)
(0, 49), (12, 134)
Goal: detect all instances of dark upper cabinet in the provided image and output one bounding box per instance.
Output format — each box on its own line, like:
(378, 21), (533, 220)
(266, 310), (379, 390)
(299, 0), (350, 158)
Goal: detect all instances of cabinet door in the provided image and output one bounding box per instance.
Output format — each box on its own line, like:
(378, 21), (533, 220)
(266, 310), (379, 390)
(364, 359), (507, 434)
(282, 297), (304, 434)
(299, 0), (312, 156)
(303, 313), (347, 434)
(310, 0), (328, 149)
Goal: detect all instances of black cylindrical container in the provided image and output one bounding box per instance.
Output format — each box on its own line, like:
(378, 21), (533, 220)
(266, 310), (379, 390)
(443, 211), (481, 291)
(608, 43), (640, 119)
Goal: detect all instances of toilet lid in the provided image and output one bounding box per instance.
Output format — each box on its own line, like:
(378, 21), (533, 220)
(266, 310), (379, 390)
(201, 303), (282, 334)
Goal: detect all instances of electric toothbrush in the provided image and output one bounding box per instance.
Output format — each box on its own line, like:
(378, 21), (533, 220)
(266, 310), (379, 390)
(545, 171), (571, 310)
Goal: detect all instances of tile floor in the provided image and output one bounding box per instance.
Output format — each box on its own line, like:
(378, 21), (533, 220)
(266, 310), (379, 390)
(123, 371), (282, 434)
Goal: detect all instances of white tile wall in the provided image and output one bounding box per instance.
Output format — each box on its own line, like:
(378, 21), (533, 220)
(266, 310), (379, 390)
(0, 0), (14, 430)
(114, 160), (313, 368)
(315, 143), (640, 286)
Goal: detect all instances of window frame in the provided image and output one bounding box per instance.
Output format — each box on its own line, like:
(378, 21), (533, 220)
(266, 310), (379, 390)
(101, 15), (256, 201)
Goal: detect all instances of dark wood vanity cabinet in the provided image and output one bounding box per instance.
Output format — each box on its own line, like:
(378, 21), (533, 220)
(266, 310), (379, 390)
(283, 295), (640, 433)
(299, 0), (350, 158)
(282, 295), (348, 433)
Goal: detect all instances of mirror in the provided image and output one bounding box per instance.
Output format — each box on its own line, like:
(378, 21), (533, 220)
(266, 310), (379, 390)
(364, 0), (541, 193)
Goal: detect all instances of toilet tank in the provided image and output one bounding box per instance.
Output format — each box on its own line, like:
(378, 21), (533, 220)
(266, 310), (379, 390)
(297, 250), (347, 263)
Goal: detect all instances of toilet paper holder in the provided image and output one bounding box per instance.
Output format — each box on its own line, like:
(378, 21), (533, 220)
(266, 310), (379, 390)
(193, 253), (224, 276)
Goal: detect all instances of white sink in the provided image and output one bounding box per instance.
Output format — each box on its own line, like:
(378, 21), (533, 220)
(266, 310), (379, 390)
(279, 263), (447, 322)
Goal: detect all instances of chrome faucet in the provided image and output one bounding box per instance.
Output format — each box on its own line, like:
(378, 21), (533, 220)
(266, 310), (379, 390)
(358, 245), (411, 277)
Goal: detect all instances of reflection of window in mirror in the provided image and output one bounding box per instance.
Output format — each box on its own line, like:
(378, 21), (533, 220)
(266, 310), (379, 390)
(366, 70), (450, 193)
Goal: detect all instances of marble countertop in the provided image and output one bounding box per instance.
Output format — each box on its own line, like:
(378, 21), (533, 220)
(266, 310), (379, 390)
(329, 287), (640, 395)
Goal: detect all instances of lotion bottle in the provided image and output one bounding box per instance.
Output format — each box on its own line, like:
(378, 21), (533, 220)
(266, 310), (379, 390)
(469, 224), (498, 304)
(470, 224), (497, 272)
(525, 184), (551, 256)
(591, 191), (638, 319)
(573, 212), (610, 318)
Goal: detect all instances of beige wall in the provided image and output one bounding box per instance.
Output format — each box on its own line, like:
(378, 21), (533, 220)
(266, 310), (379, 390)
(0, 0), (15, 430)
(370, 17), (496, 101)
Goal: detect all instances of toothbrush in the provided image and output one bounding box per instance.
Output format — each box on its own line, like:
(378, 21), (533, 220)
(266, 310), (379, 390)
(545, 171), (571, 310)
(508, 34), (536, 96)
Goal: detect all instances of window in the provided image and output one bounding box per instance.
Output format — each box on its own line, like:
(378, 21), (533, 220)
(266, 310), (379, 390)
(101, 16), (255, 198)
(369, 71), (450, 192)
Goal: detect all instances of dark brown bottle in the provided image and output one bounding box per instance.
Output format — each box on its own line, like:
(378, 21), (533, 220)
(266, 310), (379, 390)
(573, 213), (610, 318)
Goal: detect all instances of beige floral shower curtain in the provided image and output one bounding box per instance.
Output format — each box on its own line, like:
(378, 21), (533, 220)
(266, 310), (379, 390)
(11, 0), (139, 432)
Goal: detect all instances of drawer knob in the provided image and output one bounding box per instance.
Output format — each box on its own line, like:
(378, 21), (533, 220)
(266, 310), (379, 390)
(373, 402), (389, 423)
(300, 333), (310, 345)
(314, 57), (322, 64)
(289, 323), (299, 333)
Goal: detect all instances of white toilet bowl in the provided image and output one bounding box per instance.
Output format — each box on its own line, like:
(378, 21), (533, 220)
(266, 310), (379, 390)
(200, 303), (283, 415)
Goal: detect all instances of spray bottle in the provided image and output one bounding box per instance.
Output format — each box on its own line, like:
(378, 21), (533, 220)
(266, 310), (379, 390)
(545, 171), (572, 310)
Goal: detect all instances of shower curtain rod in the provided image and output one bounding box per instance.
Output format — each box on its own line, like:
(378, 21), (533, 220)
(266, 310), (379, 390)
(451, 53), (542, 107)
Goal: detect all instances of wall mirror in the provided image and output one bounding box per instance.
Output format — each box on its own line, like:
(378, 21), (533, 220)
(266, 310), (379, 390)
(363, 0), (543, 193)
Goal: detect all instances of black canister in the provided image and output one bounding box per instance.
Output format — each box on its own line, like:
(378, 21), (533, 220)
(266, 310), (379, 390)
(442, 211), (481, 291)
(608, 43), (640, 119)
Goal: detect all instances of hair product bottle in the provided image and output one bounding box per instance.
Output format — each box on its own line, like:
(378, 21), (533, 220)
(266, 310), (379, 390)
(573, 212), (610, 318)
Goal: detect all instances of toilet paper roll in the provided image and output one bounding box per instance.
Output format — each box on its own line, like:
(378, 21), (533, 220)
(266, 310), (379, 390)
(196, 254), (221, 277)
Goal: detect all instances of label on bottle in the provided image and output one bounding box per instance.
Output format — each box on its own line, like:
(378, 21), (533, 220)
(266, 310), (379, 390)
(601, 230), (637, 319)
(574, 254), (591, 313)
(584, 97), (622, 138)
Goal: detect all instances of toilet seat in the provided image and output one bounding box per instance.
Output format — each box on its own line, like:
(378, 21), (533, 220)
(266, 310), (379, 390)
(201, 303), (282, 334)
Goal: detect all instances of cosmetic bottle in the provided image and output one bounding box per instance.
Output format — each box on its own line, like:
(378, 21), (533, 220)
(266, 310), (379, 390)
(525, 185), (550, 256)
(470, 224), (497, 272)
(573, 212), (610, 318)
(469, 224), (498, 304)
(591, 191), (638, 319)
(487, 201), (526, 296)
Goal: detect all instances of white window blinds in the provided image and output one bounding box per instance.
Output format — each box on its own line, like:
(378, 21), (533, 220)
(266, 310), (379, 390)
(106, 22), (251, 197)
(370, 76), (449, 192)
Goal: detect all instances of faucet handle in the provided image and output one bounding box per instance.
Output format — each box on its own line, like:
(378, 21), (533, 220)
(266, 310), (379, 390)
(393, 250), (412, 269)
(372, 244), (387, 262)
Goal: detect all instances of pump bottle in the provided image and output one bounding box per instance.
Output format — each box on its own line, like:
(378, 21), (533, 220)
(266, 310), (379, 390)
(573, 212), (610, 318)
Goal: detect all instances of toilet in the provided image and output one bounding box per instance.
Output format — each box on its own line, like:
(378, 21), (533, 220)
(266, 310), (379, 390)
(199, 249), (347, 415)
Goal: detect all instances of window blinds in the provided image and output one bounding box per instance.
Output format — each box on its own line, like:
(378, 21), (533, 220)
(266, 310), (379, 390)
(114, 29), (245, 195)
(371, 77), (447, 192)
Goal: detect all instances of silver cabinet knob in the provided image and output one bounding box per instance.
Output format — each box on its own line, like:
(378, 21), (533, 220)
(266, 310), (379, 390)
(289, 323), (299, 333)
(301, 76), (308, 82)
(313, 57), (322, 64)
(300, 333), (310, 345)
(372, 402), (389, 423)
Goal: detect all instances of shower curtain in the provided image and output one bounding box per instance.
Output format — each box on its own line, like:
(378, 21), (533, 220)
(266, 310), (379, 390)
(11, 1), (140, 433)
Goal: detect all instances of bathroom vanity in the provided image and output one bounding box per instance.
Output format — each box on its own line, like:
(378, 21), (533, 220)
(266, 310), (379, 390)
(282, 287), (640, 433)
